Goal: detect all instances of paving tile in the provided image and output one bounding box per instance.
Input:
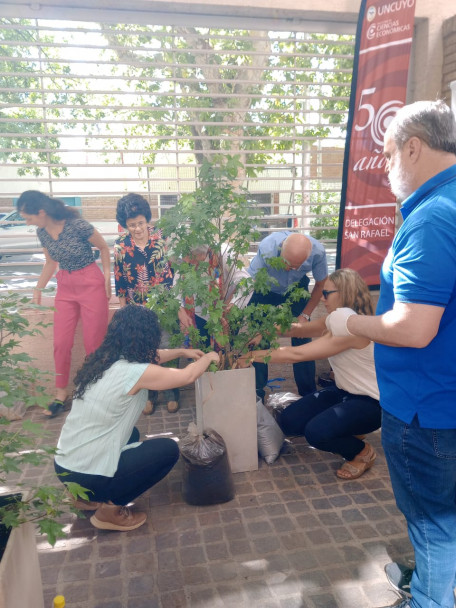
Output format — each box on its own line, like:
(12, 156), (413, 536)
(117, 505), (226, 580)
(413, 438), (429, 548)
(295, 514), (321, 530)
(328, 494), (353, 507)
(92, 578), (123, 599)
(40, 566), (60, 585)
(206, 541), (230, 561)
(305, 529), (333, 545)
(280, 597), (311, 608)
(95, 560), (122, 578)
(223, 522), (247, 540)
(182, 564), (211, 585)
(126, 553), (154, 574)
(309, 592), (341, 608)
(264, 503), (288, 517)
(155, 569), (185, 593)
(180, 545), (206, 566)
(280, 531), (312, 551)
(189, 586), (221, 606)
(215, 583), (247, 606)
(208, 561), (239, 582)
(252, 534), (282, 554)
(287, 549), (319, 571)
(220, 508), (242, 523)
(228, 538), (252, 555)
(350, 524), (380, 539)
(61, 562), (92, 582)
(198, 511), (222, 526)
(328, 526), (353, 543)
(59, 582), (91, 603)
(126, 599), (160, 608)
(270, 516), (297, 533)
(340, 507), (366, 523)
(159, 589), (188, 607)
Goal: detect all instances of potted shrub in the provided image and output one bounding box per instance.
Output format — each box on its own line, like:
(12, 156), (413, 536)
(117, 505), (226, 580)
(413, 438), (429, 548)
(146, 156), (308, 472)
(0, 287), (86, 608)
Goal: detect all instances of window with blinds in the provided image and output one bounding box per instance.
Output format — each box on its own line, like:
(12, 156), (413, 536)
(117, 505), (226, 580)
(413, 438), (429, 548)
(0, 17), (354, 286)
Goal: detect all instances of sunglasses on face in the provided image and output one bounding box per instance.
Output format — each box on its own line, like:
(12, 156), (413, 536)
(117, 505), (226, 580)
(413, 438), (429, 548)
(322, 289), (339, 299)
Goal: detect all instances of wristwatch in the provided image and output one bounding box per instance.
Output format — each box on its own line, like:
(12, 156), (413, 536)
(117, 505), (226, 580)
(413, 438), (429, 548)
(300, 313), (311, 322)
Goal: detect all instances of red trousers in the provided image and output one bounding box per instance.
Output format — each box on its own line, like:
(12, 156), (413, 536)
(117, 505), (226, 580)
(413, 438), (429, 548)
(54, 263), (108, 389)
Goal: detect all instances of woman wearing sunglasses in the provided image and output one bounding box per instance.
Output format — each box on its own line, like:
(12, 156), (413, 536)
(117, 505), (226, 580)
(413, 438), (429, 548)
(245, 268), (380, 480)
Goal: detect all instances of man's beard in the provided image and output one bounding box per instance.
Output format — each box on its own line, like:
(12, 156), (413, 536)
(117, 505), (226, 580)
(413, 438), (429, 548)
(388, 161), (413, 203)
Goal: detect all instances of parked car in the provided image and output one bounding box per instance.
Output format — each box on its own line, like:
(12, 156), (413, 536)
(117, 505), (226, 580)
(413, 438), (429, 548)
(0, 210), (123, 259)
(0, 210), (39, 256)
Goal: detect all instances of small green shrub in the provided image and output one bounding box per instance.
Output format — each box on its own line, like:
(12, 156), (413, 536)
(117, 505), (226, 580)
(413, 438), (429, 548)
(0, 287), (86, 547)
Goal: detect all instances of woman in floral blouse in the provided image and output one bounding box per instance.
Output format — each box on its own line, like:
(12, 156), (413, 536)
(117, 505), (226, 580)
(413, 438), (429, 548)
(114, 194), (173, 306)
(114, 193), (178, 413)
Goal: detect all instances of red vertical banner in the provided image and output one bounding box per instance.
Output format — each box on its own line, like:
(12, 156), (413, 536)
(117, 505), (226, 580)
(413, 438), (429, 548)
(337, 0), (416, 286)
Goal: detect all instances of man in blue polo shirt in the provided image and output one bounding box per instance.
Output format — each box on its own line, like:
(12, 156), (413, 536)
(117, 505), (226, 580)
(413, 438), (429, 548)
(329, 100), (456, 608)
(248, 231), (328, 399)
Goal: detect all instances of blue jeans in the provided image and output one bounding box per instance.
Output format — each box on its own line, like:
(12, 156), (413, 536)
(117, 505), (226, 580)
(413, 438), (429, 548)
(382, 410), (456, 608)
(280, 386), (381, 460)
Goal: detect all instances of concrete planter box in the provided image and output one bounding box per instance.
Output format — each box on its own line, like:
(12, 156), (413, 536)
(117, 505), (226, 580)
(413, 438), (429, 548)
(0, 522), (44, 608)
(195, 367), (258, 473)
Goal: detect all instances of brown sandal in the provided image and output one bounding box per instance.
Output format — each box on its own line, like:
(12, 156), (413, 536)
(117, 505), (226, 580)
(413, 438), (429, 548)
(336, 443), (376, 480)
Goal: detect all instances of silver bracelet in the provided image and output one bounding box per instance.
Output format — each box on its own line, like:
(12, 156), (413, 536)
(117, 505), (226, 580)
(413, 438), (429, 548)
(300, 313), (311, 322)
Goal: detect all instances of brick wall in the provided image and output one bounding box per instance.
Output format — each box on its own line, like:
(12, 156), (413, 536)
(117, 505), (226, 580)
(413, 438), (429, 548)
(80, 194), (160, 222)
(442, 15), (456, 104)
(20, 302), (119, 397)
(309, 148), (344, 181)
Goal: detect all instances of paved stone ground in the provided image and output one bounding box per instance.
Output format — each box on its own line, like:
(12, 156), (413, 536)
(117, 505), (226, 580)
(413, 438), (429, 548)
(17, 361), (414, 608)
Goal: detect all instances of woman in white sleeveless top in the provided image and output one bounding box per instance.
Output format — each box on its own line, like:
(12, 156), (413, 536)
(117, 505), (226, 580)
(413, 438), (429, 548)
(246, 268), (380, 480)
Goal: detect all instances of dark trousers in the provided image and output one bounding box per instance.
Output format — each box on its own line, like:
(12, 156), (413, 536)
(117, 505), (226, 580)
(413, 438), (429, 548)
(249, 275), (316, 399)
(280, 386), (381, 460)
(148, 388), (179, 405)
(149, 329), (180, 406)
(55, 427), (180, 506)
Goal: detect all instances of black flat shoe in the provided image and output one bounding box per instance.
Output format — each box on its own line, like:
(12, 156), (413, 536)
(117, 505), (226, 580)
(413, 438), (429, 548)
(46, 399), (66, 418)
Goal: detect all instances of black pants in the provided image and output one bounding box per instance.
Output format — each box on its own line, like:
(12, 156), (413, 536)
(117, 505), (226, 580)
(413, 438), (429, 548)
(148, 388), (179, 405)
(249, 275), (316, 400)
(149, 330), (180, 406)
(55, 427), (180, 506)
(280, 386), (381, 460)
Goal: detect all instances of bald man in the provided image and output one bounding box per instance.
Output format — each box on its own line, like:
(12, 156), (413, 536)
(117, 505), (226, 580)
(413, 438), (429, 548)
(247, 231), (328, 400)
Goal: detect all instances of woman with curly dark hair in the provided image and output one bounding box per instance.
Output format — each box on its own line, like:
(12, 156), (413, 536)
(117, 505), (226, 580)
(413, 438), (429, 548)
(54, 305), (219, 531)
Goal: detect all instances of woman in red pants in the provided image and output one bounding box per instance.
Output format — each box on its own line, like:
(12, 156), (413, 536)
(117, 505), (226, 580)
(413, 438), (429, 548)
(17, 190), (111, 417)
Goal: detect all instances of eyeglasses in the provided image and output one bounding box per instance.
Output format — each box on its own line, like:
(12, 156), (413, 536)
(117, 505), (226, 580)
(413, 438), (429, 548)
(283, 259), (301, 271)
(322, 289), (339, 299)
(126, 220), (147, 230)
